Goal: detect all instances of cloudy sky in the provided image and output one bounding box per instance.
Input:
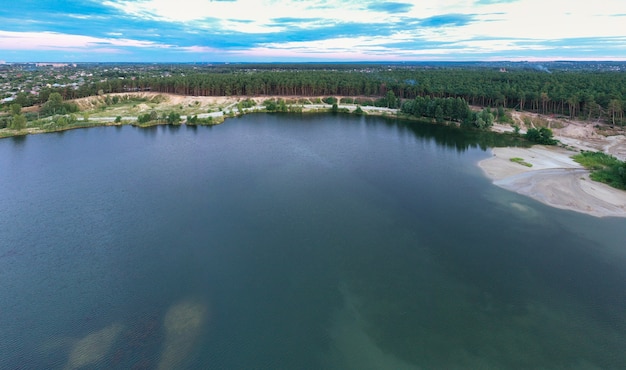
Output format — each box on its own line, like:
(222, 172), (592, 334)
(0, 0), (624, 62)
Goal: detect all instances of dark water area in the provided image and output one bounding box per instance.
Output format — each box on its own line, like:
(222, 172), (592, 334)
(1, 114), (625, 369)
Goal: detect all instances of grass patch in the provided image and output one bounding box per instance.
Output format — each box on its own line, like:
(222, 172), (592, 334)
(572, 151), (626, 190)
(510, 157), (533, 167)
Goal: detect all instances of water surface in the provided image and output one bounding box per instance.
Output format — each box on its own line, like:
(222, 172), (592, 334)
(1, 114), (625, 369)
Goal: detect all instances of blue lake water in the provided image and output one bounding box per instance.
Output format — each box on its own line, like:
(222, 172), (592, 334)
(1, 114), (625, 369)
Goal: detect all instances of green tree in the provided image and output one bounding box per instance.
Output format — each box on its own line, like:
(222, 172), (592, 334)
(264, 99), (277, 111)
(435, 105), (444, 123)
(525, 127), (557, 145)
(41, 92), (65, 116)
(9, 114), (27, 130)
(385, 90), (397, 108)
(608, 99), (623, 126)
(10, 103), (21, 116)
(167, 111), (181, 124)
(13, 92), (32, 108)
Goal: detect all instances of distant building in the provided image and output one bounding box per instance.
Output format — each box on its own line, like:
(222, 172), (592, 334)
(36, 63), (70, 68)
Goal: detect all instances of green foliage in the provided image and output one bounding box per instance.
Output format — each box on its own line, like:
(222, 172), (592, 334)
(573, 151), (626, 190)
(13, 92), (34, 108)
(5, 65), (625, 126)
(278, 99), (287, 112)
(525, 127), (557, 145)
(263, 99), (277, 111)
(137, 112), (153, 124)
(496, 106), (514, 124)
(186, 115), (215, 125)
(354, 98), (375, 106)
(263, 99), (288, 112)
(166, 111), (181, 124)
(402, 96), (471, 125)
(510, 157), (533, 167)
(238, 98), (256, 108)
(354, 105), (364, 115)
(10, 103), (21, 116)
(331, 103), (339, 113)
(322, 96), (337, 104)
(288, 105), (303, 113)
(385, 90), (398, 108)
(114, 116), (122, 123)
(9, 114), (27, 130)
(0, 116), (9, 129)
(56, 116), (68, 127)
(40, 92), (79, 117)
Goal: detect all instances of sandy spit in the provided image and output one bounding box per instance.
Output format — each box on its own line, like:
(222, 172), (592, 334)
(478, 146), (626, 218)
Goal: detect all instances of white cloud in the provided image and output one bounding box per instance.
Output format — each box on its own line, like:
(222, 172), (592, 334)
(0, 31), (171, 51)
(102, 0), (397, 33)
(5, 0), (626, 60)
(100, 0), (626, 44)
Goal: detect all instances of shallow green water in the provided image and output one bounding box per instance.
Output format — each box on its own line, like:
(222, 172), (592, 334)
(1, 114), (625, 369)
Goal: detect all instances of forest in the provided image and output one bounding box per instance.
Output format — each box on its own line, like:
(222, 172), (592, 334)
(4, 64), (626, 126)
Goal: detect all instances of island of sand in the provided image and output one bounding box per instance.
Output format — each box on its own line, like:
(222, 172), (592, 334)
(480, 117), (626, 218)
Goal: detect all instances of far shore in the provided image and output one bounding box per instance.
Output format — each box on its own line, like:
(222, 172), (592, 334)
(1, 93), (403, 138)
(478, 146), (626, 218)
(3, 92), (626, 218)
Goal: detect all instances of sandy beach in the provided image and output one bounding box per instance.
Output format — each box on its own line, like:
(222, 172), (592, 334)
(479, 145), (626, 218)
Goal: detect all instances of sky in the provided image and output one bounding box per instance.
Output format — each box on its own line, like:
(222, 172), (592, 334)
(0, 0), (625, 62)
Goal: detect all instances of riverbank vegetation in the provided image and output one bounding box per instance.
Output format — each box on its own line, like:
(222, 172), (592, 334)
(3, 64), (624, 126)
(572, 151), (626, 190)
(100, 69), (625, 126)
(510, 157), (533, 167)
(1, 64), (623, 153)
(524, 127), (557, 145)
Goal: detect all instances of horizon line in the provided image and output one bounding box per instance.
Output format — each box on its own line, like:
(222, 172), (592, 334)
(3, 59), (626, 64)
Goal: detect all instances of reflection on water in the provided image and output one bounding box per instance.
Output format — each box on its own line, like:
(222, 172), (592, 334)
(0, 115), (625, 369)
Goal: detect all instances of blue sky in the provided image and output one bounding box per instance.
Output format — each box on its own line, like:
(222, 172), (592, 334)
(0, 0), (624, 62)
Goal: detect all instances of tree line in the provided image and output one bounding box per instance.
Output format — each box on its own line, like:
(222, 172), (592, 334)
(4, 66), (625, 125)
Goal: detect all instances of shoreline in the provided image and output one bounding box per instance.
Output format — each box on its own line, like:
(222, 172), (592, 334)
(478, 146), (626, 218)
(1, 94), (403, 139)
(3, 93), (626, 218)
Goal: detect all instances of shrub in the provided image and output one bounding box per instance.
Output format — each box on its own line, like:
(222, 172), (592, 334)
(525, 127), (557, 145)
(573, 151), (626, 190)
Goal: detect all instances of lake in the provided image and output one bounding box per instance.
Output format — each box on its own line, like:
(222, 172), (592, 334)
(1, 114), (625, 369)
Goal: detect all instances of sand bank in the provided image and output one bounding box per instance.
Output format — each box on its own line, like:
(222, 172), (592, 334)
(478, 146), (626, 218)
